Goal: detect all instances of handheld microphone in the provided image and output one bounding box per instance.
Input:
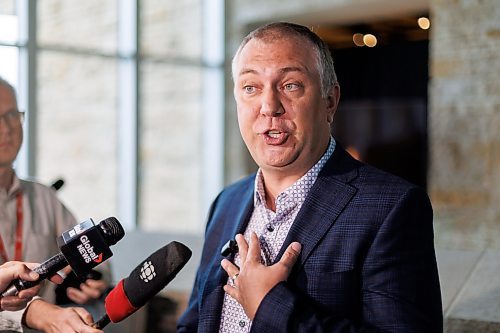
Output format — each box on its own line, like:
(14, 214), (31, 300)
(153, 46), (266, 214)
(92, 241), (192, 329)
(1, 217), (124, 297)
(50, 178), (65, 191)
(221, 239), (238, 257)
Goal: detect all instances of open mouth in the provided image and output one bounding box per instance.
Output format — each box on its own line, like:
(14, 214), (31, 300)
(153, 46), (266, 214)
(267, 130), (281, 138)
(263, 130), (288, 144)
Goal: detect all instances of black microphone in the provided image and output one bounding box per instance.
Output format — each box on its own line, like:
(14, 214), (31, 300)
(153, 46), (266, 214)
(92, 241), (192, 329)
(1, 217), (124, 297)
(50, 178), (65, 191)
(221, 239), (238, 257)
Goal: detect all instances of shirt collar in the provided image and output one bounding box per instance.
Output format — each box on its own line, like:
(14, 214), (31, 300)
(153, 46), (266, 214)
(9, 172), (22, 197)
(254, 137), (336, 206)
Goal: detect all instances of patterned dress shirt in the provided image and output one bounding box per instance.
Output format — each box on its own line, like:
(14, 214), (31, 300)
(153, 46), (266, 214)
(219, 138), (336, 332)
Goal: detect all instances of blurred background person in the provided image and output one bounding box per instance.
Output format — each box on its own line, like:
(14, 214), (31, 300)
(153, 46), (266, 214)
(0, 76), (110, 332)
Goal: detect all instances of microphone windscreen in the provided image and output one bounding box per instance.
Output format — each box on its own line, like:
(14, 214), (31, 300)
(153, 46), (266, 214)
(98, 217), (125, 246)
(124, 241), (192, 307)
(104, 279), (136, 323)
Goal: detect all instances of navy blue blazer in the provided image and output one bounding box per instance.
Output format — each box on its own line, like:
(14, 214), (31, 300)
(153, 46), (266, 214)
(178, 146), (443, 332)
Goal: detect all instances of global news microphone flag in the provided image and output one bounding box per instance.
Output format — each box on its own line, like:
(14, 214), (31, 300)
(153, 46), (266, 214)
(1, 217), (124, 297)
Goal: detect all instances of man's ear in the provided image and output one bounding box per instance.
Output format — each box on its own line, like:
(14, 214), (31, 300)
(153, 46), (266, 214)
(326, 83), (340, 124)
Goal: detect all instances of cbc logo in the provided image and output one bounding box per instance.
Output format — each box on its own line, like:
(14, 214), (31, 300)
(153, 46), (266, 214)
(140, 261), (156, 282)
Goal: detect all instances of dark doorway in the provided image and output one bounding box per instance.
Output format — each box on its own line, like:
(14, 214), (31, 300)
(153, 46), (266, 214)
(320, 17), (429, 188)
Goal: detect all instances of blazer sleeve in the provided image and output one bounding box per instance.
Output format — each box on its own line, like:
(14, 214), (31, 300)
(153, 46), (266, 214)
(177, 270), (201, 332)
(251, 187), (443, 333)
(177, 193), (222, 333)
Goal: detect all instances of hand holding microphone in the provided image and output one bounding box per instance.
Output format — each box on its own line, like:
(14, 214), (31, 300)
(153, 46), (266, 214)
(93, 241), (192, 329)
(1, 216), (124, 297)
(0, 261), (63, 312)
(24, 299), (105, 333)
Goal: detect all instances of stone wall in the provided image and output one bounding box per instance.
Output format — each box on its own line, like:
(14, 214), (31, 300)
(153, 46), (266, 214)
(37, 0), (205, 233)
(139, 0), (204, 233)
(37, 0), (119, 223)
(0, 0), (15, 15)
(429, 0), (500, 249)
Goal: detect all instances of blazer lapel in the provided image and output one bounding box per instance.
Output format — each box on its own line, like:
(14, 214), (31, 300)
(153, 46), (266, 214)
(276, 147), (359, 266)
(199, 178), (255, 332)
(199, 147), (359, 330)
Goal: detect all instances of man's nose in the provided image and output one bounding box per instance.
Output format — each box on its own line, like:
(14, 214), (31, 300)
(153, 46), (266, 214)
(260, 88), (284, 117)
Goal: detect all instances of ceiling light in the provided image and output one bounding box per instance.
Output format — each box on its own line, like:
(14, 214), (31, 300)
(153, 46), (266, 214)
(353, 33), (365, 47)
(418, 17), (431, 30)
(363, 34), (377, 47)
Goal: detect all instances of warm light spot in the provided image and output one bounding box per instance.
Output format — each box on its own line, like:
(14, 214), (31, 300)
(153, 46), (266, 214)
(363, 34), (377, 47)
(353, 33), (365, 47)
(418, 17), (431, 30)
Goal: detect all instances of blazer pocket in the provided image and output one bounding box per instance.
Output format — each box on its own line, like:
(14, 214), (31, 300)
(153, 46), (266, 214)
(304, 269), (359, 314)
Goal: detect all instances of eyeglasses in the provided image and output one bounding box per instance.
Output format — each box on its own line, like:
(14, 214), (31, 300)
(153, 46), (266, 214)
(0, 110), (25, 126)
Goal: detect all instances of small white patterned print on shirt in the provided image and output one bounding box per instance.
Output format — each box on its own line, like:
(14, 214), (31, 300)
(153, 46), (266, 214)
(218, 138), (336, 333)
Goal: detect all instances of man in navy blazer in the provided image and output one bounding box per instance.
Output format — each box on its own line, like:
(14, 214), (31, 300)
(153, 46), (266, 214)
(178, 22), (442, 332)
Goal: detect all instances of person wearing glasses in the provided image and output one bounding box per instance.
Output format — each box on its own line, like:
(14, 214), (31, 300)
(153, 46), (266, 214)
(178, 22), (442, 332)
(0, 77), (105, 333)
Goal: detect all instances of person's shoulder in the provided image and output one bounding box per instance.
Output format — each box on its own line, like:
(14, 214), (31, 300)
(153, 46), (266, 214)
(355, 163), (429, 199)
(207, 174), (255, 210)
(328, 145), (421, 193)
(221, 173), (255, 196)
(359, 163), (413, 186)
(20, 178), (62, 202)
(20, 177), (53, 192)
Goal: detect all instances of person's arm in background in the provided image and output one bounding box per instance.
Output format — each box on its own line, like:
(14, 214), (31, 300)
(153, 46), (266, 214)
(59, 266), (109, 305)
(0, 261), (102, 332)
(23, 299), (104, 333)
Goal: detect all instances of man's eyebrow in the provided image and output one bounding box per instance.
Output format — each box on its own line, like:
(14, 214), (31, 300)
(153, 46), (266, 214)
(238, 68), (258, 76)
(279, 66), (306, 74)
(238, 66), (307, 77)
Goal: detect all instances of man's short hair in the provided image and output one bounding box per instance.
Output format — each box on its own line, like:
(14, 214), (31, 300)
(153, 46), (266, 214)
(232, 22), (338, 98)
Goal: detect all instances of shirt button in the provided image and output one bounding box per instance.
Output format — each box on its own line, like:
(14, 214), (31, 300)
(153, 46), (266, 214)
(266, 223), (274, 232)
(239, 320), (246, 327)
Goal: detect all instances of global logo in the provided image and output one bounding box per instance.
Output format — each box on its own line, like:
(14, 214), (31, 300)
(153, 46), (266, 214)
(76, 235), (103, 264)
(140, 261), (156, 282)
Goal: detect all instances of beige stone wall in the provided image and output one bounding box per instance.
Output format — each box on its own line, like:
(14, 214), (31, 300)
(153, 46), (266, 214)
(0, 0), (15, 15)
(139, 0), (203, 233)
(141, 0), (202, 59)
(36, 0), (205, 233)
(38, 0), (117, 53)
(37, 51), (118, 223)
(140, 62), (203, 233)
(37, 1), (119, 223)
(429, 0), (500, 249)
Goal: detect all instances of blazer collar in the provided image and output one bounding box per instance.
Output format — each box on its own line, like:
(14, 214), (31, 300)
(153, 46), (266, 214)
(199, 146), (360, 331)
(275, 146), (360, 266)
(199, 180), (254, 332)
